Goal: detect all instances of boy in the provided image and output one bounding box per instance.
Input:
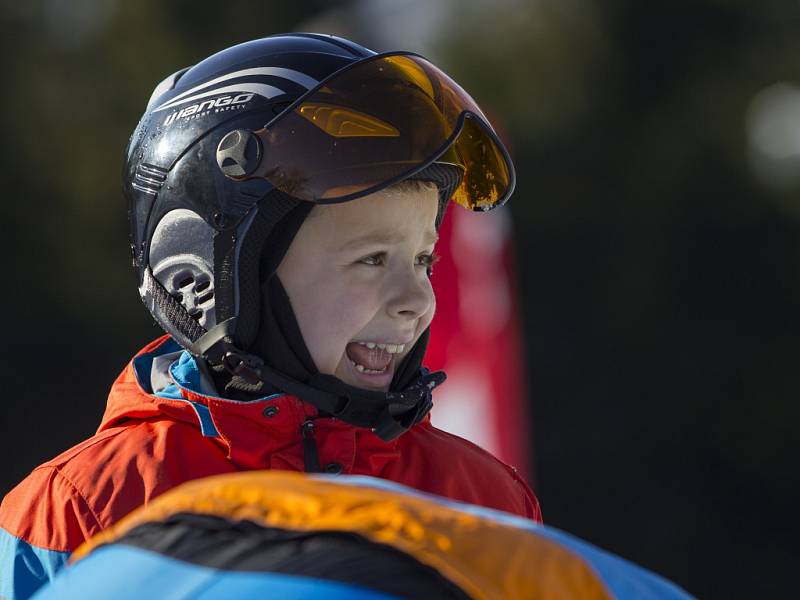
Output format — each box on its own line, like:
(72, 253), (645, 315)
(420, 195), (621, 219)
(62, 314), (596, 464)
(0, 32), (540, 598)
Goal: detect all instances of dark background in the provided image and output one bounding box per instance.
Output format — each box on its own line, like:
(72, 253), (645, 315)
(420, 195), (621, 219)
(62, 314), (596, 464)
(1, 1), (798, 598)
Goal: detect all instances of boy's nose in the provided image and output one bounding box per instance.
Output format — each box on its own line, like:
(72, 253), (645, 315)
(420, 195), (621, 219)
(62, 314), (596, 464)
(386, 269), (434, 320)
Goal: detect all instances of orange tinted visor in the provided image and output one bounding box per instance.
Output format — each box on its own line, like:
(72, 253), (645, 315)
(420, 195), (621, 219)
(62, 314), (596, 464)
(251, 52), (515, 211)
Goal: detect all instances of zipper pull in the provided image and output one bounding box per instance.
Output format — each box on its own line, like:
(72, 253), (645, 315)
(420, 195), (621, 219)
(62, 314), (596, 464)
(300, 419), (322, 473)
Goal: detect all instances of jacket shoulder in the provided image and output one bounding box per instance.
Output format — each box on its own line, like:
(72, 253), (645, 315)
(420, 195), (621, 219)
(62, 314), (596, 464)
(402, 423), (542, 522)
(0, 427), (131, 551)
(1, 422), (156, 551)
(0, 463), (101, 553)
(2, 414), (229, 554)
(37, 426), (128, 472)
(0, 445), (114, 599)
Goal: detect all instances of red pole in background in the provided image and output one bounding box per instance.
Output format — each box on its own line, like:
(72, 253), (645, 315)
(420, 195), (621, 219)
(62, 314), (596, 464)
(426, 202), (533, 481)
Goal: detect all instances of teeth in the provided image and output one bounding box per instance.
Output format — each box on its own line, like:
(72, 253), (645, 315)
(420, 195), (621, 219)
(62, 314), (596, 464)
(349, 359), (387, 375)
(357, 342), (405, 354)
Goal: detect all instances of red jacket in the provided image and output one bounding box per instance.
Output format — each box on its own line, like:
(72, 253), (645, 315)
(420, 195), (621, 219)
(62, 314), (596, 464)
(0, 336), (541, 598)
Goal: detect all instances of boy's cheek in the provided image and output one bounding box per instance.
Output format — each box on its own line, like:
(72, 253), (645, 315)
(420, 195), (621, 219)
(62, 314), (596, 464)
(418, 297), (436, 334)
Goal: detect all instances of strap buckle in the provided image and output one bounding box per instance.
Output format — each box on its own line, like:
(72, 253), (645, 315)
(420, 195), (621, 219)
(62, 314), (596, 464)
(221, 350), (264, 386)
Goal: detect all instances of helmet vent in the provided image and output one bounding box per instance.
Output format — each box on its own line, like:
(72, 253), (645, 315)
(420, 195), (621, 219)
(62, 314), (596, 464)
(132, 163), (168, 195)
(166, 270), (215, 327)
(197, 291), (214, 305)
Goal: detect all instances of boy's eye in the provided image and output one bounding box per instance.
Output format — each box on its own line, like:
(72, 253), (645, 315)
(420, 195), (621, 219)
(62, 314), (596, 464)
(417, 252), (441, 268)
(360, 253), (385, 266)
(358, 252), (441, 268)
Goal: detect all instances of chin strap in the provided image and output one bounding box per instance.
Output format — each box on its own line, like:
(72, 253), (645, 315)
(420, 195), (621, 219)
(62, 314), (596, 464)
(193, 330), (445, 442)
(304, 368), (445, 441)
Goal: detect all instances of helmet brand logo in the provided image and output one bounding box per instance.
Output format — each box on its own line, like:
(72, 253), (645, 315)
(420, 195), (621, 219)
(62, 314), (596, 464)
(163, 93), (254, 127)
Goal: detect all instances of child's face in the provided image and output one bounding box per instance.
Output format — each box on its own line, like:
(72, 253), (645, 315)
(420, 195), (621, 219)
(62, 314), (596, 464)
(276, 185), (439, 392)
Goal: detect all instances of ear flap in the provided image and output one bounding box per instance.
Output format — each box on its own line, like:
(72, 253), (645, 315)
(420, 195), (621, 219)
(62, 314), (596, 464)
(258, 201), (315, 282)
(222, 189), (306, 350)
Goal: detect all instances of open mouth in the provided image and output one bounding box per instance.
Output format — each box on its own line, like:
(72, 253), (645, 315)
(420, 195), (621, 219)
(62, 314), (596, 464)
(345, 342), (398, 373)
(344, 341), (406, 386)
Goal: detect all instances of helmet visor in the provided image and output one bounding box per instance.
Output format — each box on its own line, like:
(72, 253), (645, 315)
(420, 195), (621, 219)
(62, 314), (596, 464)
(251, 53), (515, 211)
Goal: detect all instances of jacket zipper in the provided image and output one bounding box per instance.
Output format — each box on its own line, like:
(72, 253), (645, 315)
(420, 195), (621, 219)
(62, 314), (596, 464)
(300, 418), (322, 473)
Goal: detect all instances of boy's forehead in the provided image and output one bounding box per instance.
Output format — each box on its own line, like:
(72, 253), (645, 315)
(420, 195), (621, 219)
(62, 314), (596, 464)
(337, 228), (439, 251)
(307, 185), (440, 250)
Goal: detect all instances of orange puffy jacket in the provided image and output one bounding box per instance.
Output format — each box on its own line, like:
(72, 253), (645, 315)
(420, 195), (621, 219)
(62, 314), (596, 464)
(0, 335), (540, 599)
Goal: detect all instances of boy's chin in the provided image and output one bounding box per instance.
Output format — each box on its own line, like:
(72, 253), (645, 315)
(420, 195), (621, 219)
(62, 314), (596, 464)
(335, 357), (394, 393)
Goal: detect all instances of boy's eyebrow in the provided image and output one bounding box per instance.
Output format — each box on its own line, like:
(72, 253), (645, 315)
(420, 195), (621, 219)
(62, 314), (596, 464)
(338, 230), (439, 251)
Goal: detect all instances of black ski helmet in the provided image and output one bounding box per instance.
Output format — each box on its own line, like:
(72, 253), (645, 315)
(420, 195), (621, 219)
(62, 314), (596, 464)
(125, 33), (516, 440)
